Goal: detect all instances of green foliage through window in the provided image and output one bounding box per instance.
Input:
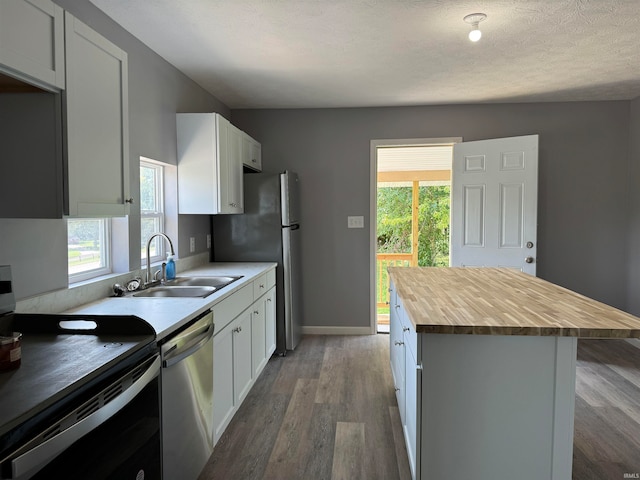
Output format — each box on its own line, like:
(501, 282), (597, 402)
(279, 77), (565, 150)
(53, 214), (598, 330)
(377, 185), (450, 267)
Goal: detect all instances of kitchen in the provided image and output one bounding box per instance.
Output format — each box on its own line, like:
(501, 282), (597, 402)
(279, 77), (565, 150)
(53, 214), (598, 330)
(1, 0), (640, 479)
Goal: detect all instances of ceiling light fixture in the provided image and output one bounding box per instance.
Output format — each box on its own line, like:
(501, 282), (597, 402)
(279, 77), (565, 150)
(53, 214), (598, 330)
(463, 13), (487, 42)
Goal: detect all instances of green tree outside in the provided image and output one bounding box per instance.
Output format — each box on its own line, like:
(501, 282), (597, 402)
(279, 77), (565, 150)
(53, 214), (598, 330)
(377, 185), (450, 266)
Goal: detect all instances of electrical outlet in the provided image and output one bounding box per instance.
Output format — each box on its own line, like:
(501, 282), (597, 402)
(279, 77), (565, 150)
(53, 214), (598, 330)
(347, 216), (365, 228)
(206, 234), (211, 249)
(189, 237), (196, 253)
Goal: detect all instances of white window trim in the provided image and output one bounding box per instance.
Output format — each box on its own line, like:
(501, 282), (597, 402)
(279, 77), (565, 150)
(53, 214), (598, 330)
(140, 158), (165, 266)
(68, 218), (112, 283)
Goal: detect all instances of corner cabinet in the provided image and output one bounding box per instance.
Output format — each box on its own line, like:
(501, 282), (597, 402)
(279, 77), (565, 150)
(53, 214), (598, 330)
(212, 269), (277, 444)
(389, 280), (421, 480)
(177, 113), (244, 214)
(0, 0), (65, 90)
(63, 12), (130, 217)
(242, 131), (262, 172)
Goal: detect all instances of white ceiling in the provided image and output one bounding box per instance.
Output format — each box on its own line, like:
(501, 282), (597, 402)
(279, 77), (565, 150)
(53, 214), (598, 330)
(90, 0), (640, 109)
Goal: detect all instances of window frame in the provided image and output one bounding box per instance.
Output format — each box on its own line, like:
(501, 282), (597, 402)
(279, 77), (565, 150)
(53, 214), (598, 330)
(140, 158), (165, 266)
(67, 217), (112, 283)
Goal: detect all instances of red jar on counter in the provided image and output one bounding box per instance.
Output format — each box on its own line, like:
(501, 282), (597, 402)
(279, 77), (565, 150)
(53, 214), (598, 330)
(0, 332), (22, 371)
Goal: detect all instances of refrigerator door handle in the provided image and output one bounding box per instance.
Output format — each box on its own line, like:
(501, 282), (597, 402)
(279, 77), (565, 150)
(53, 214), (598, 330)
(289, 224), (300, 230)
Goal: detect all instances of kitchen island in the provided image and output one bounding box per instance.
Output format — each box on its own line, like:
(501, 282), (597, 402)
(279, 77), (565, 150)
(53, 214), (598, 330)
(388, 267), (640, 480)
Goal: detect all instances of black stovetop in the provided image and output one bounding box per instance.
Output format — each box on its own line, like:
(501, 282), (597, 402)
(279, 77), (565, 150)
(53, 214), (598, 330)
(0, 313), (156, 457)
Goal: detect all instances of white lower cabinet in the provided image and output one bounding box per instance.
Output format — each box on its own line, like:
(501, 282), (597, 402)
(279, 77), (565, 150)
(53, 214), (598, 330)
(251, 298), (267, 377)
(212, 321), (234, 442)
(232, 310), (253, 407)
(212, 269), (277, 445)
(265, 287), (276, 357)
(389, 280), (421, 480)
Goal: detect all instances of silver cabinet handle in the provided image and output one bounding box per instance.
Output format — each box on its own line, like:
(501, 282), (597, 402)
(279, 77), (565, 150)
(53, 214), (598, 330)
(394, 387), (400, 392)
(233, 326), (242, 333)
(402, 327), (410, 332)
(125, 197), (134, 204)
(394, 341), (404, 346)
(267, 298), (272, 303)
(254, 311), (259, 315)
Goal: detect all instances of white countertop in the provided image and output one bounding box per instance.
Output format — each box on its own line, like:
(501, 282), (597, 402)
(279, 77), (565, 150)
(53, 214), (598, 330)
(65, 262), (277, 341)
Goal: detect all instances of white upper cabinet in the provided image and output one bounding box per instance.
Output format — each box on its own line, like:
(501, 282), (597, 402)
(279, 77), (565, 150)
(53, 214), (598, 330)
(63, 12), (130, 217)
(241, 131), (262, 172)
(0, 0), (65, 90)
(177, 113), (244, 214)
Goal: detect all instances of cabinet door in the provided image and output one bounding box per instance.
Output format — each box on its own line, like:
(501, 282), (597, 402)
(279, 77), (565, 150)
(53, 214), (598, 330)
(404, 346), (420, 480)
(251, 299), (267, 377)
(0, 0), (65, 90)
(213, 324), (234, 444)
(389, 282), (403, 390)
(265, 287), (276, 357)
(232, 310), (253, 406)
(64, 12), (130, 217)
(241, 132), (262, 172)
(219, 122), (243, 214)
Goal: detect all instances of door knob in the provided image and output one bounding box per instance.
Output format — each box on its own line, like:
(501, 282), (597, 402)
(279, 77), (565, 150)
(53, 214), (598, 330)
(525, 256), (535, 264)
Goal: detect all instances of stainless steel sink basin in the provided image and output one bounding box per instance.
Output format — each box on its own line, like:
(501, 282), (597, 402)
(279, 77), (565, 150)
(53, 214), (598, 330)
(133, 286), (216, 298)
(165, 275), (243, 288)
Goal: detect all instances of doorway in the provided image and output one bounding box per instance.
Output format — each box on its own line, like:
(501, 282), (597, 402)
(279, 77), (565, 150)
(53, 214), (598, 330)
(370, 138), (461, 333)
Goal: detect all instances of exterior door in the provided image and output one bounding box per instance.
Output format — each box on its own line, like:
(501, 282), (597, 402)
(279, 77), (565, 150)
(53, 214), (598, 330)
(451, 135), (538, 275)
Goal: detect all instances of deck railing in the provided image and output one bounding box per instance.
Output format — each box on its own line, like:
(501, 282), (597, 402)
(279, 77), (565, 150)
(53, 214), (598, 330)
(376, 253), (414, 309)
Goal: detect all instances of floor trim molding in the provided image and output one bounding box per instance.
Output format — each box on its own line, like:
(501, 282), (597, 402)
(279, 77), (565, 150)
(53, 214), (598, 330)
(301, 326), (373, 335)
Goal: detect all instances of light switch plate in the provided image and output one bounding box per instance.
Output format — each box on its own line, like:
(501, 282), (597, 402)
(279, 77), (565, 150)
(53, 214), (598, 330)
(348, 216), (364, 228)
(189, 237), (196, 253)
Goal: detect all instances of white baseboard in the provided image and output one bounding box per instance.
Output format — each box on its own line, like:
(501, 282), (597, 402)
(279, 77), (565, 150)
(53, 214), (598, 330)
(301, 326), (373, 336)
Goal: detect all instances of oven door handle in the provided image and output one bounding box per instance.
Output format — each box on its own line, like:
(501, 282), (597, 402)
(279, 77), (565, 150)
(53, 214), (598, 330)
(9, 355), (161, 479)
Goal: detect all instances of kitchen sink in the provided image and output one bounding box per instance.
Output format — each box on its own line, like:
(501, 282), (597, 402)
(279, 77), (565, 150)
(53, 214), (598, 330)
(130, 275), (242, 298)
(164, 275), (243, 288)
(133, 286), (216, 298)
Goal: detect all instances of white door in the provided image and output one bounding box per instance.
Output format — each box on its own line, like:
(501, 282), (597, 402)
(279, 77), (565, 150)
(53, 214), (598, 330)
(451, 135), (538, 275)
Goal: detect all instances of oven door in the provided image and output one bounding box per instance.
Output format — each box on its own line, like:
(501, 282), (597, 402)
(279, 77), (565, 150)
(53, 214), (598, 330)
(1, 355), (161, 480)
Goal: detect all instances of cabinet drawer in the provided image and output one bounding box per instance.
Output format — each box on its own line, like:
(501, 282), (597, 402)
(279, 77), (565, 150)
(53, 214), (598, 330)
(398, 297), (418, 360)
(253, 270), (274, 299)
(212, 283), (253, 333)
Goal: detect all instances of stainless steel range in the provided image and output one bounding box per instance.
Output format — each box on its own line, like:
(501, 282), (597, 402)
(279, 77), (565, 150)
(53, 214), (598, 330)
(0, 266), (160, 480)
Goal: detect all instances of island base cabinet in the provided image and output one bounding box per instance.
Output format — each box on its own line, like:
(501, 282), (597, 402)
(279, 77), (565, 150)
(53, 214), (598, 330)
(420, 334), (577, 480)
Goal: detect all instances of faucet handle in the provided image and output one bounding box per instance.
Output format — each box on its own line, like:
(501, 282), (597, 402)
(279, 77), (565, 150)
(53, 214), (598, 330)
(153, 263), (167, 282)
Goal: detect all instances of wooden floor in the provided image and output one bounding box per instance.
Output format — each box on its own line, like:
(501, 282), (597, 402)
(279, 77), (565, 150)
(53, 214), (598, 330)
(200, 335), (640, 480)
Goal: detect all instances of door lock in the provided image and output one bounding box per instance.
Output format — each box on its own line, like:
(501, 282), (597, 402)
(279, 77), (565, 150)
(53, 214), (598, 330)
(526, 241), (534, 249)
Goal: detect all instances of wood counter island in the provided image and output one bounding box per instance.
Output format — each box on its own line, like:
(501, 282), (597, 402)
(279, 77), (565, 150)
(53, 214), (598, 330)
(387, 267), (640, 480)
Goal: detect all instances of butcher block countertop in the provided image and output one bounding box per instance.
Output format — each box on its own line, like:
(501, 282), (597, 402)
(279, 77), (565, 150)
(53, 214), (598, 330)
(388, 267), (640, 337)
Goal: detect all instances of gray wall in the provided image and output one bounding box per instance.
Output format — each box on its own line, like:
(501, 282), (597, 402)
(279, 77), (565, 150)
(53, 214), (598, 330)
(628, 97), (640, 315)
(0, 0), (228, 299)
(232, 102), (631, 328)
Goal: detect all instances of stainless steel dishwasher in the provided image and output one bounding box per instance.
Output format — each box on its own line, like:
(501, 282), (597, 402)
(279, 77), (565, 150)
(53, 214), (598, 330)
(161, 309), (214, 480)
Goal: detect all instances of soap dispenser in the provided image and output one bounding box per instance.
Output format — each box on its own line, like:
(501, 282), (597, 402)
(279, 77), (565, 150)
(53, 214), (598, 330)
(165, 253), (176, 280)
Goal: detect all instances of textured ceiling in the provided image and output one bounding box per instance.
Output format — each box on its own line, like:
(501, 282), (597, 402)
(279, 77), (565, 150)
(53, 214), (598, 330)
(90, 0), (640, 109)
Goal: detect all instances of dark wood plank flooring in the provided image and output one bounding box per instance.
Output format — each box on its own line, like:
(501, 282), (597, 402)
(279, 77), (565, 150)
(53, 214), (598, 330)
(199, 336), (640, 480)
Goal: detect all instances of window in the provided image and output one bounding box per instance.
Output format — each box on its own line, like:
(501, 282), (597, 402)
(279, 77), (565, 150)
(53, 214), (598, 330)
(68, 218), (111, 282)
(140, 159), (165, 265)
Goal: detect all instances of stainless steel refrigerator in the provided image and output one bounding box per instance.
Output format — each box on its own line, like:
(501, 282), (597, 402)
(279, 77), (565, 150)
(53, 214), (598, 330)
(211, 171), (301, 354)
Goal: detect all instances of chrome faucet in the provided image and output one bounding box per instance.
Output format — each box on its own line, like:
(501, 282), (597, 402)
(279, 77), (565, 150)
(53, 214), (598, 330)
(145, 233), (175, 286)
